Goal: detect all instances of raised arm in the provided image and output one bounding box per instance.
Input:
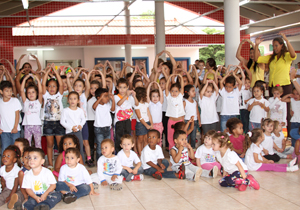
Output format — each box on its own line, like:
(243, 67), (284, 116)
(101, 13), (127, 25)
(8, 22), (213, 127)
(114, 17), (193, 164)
(177, 74), (184, 95)
(16, 54), (26, 75)
(2, 59), (16, 77)
(200, 82), (208, 99)
(165, 50), (177, 73)
(146, 81), (152, 103)
(241, 62), (252, 82)
(219, 72), (229, 90)
(107, 61), (117, 86)
(15, 70), (24, 94)
(42, 67), (51, 95)
(192, 66), (199, 88)
(30, 54), (41, 72)
(233, 70), (243, 91)
(20, 75), (30, 103)
(84, 71), (91, 98)
(280, 33), (296, 58)
(185, 68), (194, 85)
(53, 67), (64, 95)
(254, 37), (263, 62)
(291, 69), (300, 94)
(165, 74), (173, 97)
(4, 68), (17, 96)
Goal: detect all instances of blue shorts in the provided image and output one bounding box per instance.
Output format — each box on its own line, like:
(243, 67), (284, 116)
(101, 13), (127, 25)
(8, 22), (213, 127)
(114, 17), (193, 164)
(43, 121), (65, 136)
(136, 121), (150, 136)
(82, 123), (89, 140)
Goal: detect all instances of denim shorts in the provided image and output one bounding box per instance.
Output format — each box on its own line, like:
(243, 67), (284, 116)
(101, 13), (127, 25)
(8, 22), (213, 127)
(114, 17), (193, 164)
(136, 121), (150, 136)
(43, 120), (65, 136)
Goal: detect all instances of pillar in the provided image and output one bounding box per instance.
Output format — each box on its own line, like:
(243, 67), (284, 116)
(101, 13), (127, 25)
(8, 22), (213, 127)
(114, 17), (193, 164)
(155, 1), (166, 61)
(224, 0), (240, 65)
(124, 1), (132, 72)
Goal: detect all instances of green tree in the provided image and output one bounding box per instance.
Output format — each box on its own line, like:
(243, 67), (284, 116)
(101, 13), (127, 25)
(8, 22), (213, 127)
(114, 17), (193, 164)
(131, 10), (154, 19)
(199, 28), (225, 65)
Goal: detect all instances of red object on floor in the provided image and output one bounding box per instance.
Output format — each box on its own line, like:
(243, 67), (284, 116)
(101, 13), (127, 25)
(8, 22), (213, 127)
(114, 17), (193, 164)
(41, 136), (47, 155)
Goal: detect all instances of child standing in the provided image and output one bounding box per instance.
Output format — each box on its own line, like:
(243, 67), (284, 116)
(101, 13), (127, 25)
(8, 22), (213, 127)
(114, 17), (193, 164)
(117, 134), (144, 182)
(97, 139), (123, 191)
(273, 121), (294, 159)
(160, 77), (169, 150)
(93, 87), (115, 161)
(22, 148), (61, 210)
(239, 77), (252, 133)
(268, 86), (287, 126)
(0, 81), (22, 154)
(170, 130), (202, 181)
(20, 74), (43, 148)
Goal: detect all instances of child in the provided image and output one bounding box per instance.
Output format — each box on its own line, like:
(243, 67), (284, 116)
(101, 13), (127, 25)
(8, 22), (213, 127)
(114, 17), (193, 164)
(22, 148), (61, 210)
(0, 146), (24, 209)
(212, 132), (259, 191)
(14, 138), (30, 157)
(42, 67), (65, 168)
(170, 130), (202, 181)
(60, 91), (86, 160)
(134, 87), (153, 156)
(199, 80), (219, 135)
(147, 82), (164, 146)
(239, 77), (252, 133)
(93, 87), (115, 161)
(261, 118), (280, 162)
(165, 74), (185, 149)
(141, 129), (185, 180)
(245, 128), (298, 172)
(226, 118), (246, 159)
(219, 70), (243, 131)
(97, 139), (123, 191)
(247, 85), (270, 130)
(171, 119), (195, 137)
(61, 75), (69, 109)
(183, 84), (201, 149)
(0, 81), (22, 154)
(160, 77), (169, 150)
(268, 86), (287, 126)
(273, 121), (294, 159)
(114, 78), (137, 153)
(117, 134), (144, 182)
(20, 74), (43, 148)
(195, 130), (221, 178)
(56, 148), (97, 204)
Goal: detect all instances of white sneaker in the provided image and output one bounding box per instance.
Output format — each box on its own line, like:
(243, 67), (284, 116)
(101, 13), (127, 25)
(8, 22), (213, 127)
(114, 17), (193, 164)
(288, 157), (298, 167)
(288, 165), (299, 172)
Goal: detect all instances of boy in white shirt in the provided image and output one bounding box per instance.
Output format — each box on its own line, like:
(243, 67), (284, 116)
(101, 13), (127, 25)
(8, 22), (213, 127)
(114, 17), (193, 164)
(97, 139), (123, 190)
(93, 87), (115, 161)
(117, 134), (144, 182)
(22, 148), (61, 210)
(56, 148), (98, 204)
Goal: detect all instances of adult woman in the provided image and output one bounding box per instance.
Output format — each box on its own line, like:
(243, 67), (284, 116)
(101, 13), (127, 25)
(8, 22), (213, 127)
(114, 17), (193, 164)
(236, 39), (265, 87)
(16, 54), (41, 75)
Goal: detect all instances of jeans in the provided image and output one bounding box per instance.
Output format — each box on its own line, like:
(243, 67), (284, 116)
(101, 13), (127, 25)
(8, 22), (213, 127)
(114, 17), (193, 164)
(240, 109), (250, 133)
(144, 159), (177, 178)
(0, 132), (20, 155)
(249, 122), (261, 131)
(94, 126), (111, 161)
(185, 120), (198, 148)
(56, 182), (91, 199)
(121, 166), (144, 181)
(24, 191), (61, 210)
(220, 115), (238, 132)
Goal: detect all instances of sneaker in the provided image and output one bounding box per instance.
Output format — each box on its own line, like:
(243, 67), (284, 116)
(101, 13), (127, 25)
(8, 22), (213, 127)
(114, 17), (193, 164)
(54, 149), (59, 156)
(238, 184), (247, 191)
(211, 166), (218, 178)
(193, 167), (202, 182)
(92, 182), (99, 190)
(178, 163), (186, 179)
(33, 204), (50, 210)
(288, 157), (298, 167)
(86, 159), (95, 167)
(247, 174), (260, 190)
(13, 201), (22, 210)
(125, 174), (134, 182)
(289, 165), (299, 172)
(132, 174), (144, 181)
(8, 193), (18, 209)
(62, 193), (77, 204)
(152, 171), (162, 180)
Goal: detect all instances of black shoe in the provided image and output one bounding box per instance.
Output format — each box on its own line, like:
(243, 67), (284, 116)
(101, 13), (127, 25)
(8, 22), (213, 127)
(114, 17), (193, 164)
(62, 193), (77, 204)
(14, 202), (22, 210)
(33, 204), (50, 210)
(86, 159), (95, 167)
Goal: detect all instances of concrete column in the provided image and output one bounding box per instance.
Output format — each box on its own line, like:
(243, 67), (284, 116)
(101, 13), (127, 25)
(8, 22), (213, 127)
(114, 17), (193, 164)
(124, 1), (132, 72)
(224, 0), (240, 65)
(155, 1), (166, 61)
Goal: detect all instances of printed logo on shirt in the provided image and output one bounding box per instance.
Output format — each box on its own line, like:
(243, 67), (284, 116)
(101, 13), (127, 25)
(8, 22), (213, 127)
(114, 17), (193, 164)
(103, 159), (117, 174)
(44, 97), (61, 120)
(116, 109), (133, 121)
(66, 176), (75, 184)
(33, 181), (48, 194)
(205, 154), (216, 163)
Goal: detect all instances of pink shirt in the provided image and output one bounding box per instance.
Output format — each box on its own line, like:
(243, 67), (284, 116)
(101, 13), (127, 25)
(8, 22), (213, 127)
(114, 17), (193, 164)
(230, 135), (245, 154)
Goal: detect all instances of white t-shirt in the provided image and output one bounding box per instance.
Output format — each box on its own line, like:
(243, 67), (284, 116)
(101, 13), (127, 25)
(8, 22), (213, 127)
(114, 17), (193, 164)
(268, 97), (287, 124)
(261, 133), (275, 155)
(215, 148), (247, 174)
(195, 145), (217, 165)
(141, 145), (164, 170)
(199, 93), (219, 124)
(248, 98), (270, 123)
(0, 97), (22, 132)
(60, 107), (86, 134)
(87, 97), (96, 121)
(94, 102), (112, 128)
(219, 88), (240, 115)
(117, 149), (141, 168)
(245, 143), (263, 171)
(149, 101), (162, 124)
(58, 163), (92, 186)
(22, 99), (42, 126)
(134, 102), (149, 123)
(239, 86), (252, 110)
(22, 167), (56, 194)
(97, 156), (122, 183)
(162, 90), (167, 112)
(290, 98), (300, 123)
(43, 91), (63, 121)
(169, 146), (191, 169)
(184, 99), (197, 121)
(114, 95), (134, 124)
(166, 93), (185, 118)
(0, 164), (20, 190)
(273, 132), (284, 149)
(79, 93), (87, 119)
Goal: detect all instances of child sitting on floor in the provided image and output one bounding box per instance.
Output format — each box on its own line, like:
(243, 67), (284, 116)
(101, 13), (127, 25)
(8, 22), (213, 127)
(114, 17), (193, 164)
(273, 121), (294, 159)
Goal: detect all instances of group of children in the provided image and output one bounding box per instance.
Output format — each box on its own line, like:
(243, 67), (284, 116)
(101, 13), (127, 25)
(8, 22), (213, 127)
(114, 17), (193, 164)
(0, 50), (300, 210)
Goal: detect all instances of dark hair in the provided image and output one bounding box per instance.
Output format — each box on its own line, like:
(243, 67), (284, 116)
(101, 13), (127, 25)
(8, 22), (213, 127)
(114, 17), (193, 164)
(269, 37), (288, 64)
(199, 60), (205, 64)
(46, 78), (59, 93)
(121, 134), (133, 144)
(0, 81), (12, 91)
(59, 134), (80, 153)
(20, 62), (32, 70)
(26, 83), (39, 100)
(74, 78), (85, 87)
(247, 48), (258, 72)
(4, 145), (21, 167)
(173, 130), (186, 140)
(204, 130), (216, 139)
(88, 80), (101, 100)
(171, 121), (186, 131)
(61, 75), (67, 79)
(200, 82), (214, 93)
(252, 84), (265, 96)
(29, 148), (45, 159)
(254, 80), (266, 87)
(170, 82), (181, 91)
(20, 75), (34, 85)
(65, 148), (81, 158)
(147, 129), (160, 138)
(15, 138), (30, 148)
(95, 87), (108, 99)
(23, 147), (33, 156)
(162, 61), (173, 75)
(68, 91), (80, 107)
(183, 84), (194, 99)
(245, 128), (263, 147)
(157, 58), (164, 67)
(159, 77), (166, 82)
(225, 76), (236, 86)
(206, 58), (217, 70)
(133, 79), (143, 88)
(117, 78), (129, 87)
(150, 89), (160, 99)
(226, 118), (243, 134)
(101, 139), (114, 148)
(135, 87), (147, 102)
(125, 72), (133, 80)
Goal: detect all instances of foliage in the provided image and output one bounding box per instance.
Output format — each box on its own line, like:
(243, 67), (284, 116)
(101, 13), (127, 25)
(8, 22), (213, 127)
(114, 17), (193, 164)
(131, 10), (154, 19)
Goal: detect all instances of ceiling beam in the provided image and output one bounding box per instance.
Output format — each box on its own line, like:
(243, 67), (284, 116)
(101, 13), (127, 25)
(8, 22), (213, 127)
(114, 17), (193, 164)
(242, 4), (285, 17)
(268, 3), (300, 12)
(0, 1), (49, 17)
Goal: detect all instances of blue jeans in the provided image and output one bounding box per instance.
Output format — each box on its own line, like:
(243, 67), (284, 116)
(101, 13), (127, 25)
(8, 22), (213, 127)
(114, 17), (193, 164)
(240, 109), (250, 133)
(24, 192), (61, 210)
(291, 122), (300, 130)
(56, 182), (91, 199)
(220, 115), (238, 132)
(144, 159), (177, 178)
(290, 128), (300, 147)
(94, 126), (111, 161)
(185, 120), (198, 148)
(249, 122), (261, 131)
(1, 132), (20, 155)
(121, 166), (144, 181)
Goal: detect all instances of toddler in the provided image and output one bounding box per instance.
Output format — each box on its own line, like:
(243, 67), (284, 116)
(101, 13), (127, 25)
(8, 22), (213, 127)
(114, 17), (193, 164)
(273, 121), (294, 159)
(239, 77), (252, 133)
(268, 86), (286, 126)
